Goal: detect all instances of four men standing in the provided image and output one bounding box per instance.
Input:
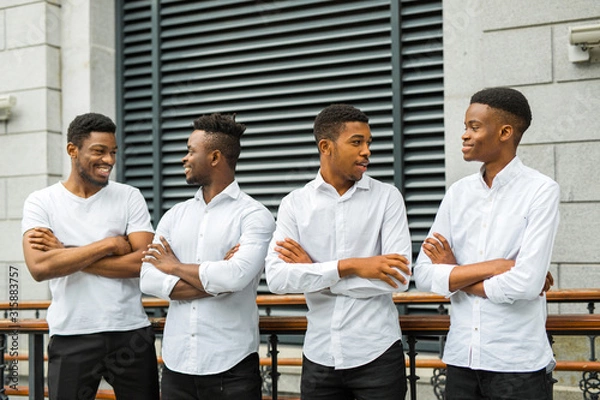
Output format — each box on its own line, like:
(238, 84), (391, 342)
(22, 88), (558, 400)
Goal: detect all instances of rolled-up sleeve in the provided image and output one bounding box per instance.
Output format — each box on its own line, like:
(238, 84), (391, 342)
(483, 182), (560, 304)
(330, 188), (412, 298)
(265, 196), (341, 294)
(139, 211), (180, 299)
(200, 207), (275, 295)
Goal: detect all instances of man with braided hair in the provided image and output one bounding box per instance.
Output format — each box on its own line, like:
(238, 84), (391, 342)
(414, 87), (558, 400)
(140, 113), (275, 400)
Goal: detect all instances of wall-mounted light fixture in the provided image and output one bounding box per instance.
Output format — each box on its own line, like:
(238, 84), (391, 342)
(0, 95), (17, 121)
(568, 23), (600, 63)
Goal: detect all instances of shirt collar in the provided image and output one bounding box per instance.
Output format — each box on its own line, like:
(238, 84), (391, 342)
(479, 156), (523, 189)
(194, 181), (241, 205)
(312, 170), (370, 194)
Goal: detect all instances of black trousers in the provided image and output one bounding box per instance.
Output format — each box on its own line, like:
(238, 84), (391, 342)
(47, 326), (160, 400)
(445, 365), (553, 400)
(300, 340), (407, 400)
(161, 352), (262, 400)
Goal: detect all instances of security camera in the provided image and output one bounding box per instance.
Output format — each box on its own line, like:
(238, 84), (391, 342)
(569, 24), (600, 48)
(0, 95), (17, 121)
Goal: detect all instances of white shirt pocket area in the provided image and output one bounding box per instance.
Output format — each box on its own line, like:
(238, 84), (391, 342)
(489, 213), (528, 259)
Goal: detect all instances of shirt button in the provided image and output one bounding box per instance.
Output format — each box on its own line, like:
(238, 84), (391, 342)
(474, 327), (478, 331)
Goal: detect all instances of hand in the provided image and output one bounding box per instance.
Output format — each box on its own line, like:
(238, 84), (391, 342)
(422, 233), (457, 264)
(540, 271), (554, 295)
(27, 227), (64, 251)
(110, 235), (132, 256)
(142, 236), (181, 275)
(341, 254), (411, 288)
(224, 244), (240, 260)
(275, 238), (313, 264)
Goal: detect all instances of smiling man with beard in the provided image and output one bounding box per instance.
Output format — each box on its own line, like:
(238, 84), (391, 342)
(265, 104), (412, 400)
(21, 113), (159, 399)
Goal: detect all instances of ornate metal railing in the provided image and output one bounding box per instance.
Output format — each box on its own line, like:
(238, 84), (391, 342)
(2, 290), (600, 400)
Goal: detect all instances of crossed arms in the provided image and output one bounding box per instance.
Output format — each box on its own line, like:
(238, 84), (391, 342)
(22, 227), (153, 281)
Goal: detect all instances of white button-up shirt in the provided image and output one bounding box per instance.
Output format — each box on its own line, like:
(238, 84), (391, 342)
(140, 182), (275, 375)
(414, 157), (560, 372)
(265, 173), (412, 369)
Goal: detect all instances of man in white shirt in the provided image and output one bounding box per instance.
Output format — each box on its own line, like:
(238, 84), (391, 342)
(21, 113), (159, 399)
(413, 87), (559, 400)
(139, 113), (275, 400)
(265, 104), (412, 400)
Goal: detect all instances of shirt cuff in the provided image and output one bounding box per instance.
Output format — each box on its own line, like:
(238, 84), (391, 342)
(162, 274), (180, 299)
(431, 264), (457, 297)
(483, 276), (511, 304)
(199, 263), (219, 296)
(323, 260), (341, 285)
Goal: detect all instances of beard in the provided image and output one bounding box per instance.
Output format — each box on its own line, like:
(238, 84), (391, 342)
(76, 159), (109, 188)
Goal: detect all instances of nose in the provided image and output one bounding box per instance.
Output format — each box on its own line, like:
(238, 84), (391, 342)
(461, 130), (469, 141)
(361, 142), (371, 157)
(103, 152), (116, 166)
(182, 154), (188, 164)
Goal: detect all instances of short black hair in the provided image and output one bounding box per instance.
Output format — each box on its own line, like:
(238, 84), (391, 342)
(313, 104), (369, 143)
(470, 87), (532, 143)
(192, 113), (246, 169)
(67, 113), (117, 148)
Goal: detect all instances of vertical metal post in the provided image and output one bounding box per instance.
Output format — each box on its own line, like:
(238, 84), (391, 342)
(407, 335), (419, 400)
(29, 333), (44, 400)
(269, 334), (279, 400)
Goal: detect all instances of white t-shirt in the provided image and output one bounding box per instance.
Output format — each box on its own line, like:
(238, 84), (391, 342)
(22, 181), (153, 336)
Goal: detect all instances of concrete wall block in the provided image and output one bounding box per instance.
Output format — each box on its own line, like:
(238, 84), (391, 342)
(48, 88), (61, 132)
(0, 178), (6, 219)
(554, 21), (600, 82)
(48, 131), (63, 175)
(520, 80), (600, 144)
(0, 0), (41, 8)
(90, 46), (116, 117)
(482, 0), (600, 31)
(6, 2), (47, 49)
(0, 262), (50, 302)
(0, 10), (5, 51)
(0, 46), (55, 92)
(0, 132), (48, 176)
(91, 0), (115, 50)
(553, 203), (600, 263)
(483, 27), (553, 87)
(5, 89), (53, 134)
(557, 264), (600, 313)
(6, 175), (53, 219)
(516, 144), (556, 181)
(556, 142), (600, 202)
(0, 219), (24, 261)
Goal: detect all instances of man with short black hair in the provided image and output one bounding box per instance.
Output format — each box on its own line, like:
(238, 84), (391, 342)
(140, 113), (275, 400)
(414, 87), (559, 400)
(22, 112), (159, 400)
(266, 104), (412, 400)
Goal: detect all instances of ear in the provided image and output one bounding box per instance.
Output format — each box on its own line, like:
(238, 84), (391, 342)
(318, 138), (332, 156)
(209, 150), (221, 167)
(66, 142), (78, 158)
(498, 124), (514, 144)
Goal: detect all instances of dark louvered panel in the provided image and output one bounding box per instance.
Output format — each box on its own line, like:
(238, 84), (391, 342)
(117, 0), (156, 215)
(156, 0), (395, 214)
(117, 0), (444, 248)
(400, 0), (445, 253)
